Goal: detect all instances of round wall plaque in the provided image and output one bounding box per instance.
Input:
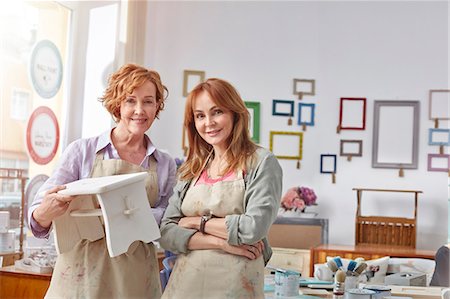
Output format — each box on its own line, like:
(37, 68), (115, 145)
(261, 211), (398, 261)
(26, 106), (60, 165)
(29, 39), (63, 99)
(24, 174), (49, 228)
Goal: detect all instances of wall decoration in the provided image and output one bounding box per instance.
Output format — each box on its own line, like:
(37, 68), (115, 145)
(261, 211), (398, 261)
(428, 128), (450, 154)
(244, 101), (260, 143)
(372, 100), (420, 176)
(272, 99), (294, 116)
(320, 154), (337, 183)
(427, 154), (450, 173)
(26, 106), (60, 165)
(183, 70), (205, 97)
(29, 40), (63, 99)
(338, 97), (366, 133)
(293, 78), (315, 100)
(181, 126), (188, 157)
(340, 139), (363, 161)
(24, 174), (49, 228)
(429, 89), (450, 128)
(298, 102), (315, 131)
(269, 131), (303, 167)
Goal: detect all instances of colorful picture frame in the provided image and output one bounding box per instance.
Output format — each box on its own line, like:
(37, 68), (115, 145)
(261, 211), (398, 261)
(298, 102), (315, 126)
(372, 100), (420, 169)
(429, 89), (450, 121)
(183, 70), (205, 97)
(293, 78), (315, 100)
(339, 97), (366, 130)
(320, 154), (337, 174)
(428, 128), (450, 146)
(272, 100), (294, 116)
(340, 140), (363, 157)
(269, 131), (303, 160)
(244, 101), (261, 144)
(427, 154), (450, 172)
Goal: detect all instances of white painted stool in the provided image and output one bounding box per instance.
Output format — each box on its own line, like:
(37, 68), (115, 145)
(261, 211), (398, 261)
(53, 172), (160, 257)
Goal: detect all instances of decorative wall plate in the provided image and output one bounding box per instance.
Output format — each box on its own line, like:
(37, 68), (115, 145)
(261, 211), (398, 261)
(29, 40), (63, 99)
(26, 106), (60, 165)
(24, 174), (49, 227)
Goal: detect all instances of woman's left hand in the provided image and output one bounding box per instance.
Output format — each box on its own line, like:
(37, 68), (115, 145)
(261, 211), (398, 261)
(178, 216), (201, 230)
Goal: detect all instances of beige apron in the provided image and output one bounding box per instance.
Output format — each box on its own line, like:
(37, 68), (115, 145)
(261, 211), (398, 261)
(45, 152), (161, 299)
(162, 170), (265, 299)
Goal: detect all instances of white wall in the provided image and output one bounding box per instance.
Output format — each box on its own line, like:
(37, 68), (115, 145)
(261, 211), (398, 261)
(144, 1), (449, 250)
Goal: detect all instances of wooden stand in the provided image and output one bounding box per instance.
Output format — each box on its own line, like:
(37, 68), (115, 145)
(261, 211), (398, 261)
(353, 188), (422, 248)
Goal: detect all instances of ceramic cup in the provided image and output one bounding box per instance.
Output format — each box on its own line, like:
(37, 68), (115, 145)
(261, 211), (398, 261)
(314, 263), (334, 281)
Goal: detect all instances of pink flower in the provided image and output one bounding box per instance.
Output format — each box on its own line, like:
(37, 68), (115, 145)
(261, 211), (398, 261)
(281, 186), (317, 211)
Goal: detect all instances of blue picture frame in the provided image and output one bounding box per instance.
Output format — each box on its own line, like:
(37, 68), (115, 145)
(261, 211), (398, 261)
(298, 102), (316, 126)
(272, 100), (294, 116)
(428, 128), (450, 146)
(320, 154), (337, 174)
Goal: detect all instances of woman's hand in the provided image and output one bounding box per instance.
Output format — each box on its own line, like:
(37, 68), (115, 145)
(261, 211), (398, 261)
(220, 240), (265, 260)
(178, 216), (201, 230)
(32, 186), (75, 228)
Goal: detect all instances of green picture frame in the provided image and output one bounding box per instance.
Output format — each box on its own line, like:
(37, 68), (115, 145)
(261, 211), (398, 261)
(245, 101), (260, 144)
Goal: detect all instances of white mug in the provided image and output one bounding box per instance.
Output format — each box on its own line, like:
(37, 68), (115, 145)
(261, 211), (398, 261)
(314, 263), (333, 281)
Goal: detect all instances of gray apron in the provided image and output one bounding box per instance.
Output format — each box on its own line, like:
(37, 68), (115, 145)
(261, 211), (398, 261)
(45, 151), (161, 299)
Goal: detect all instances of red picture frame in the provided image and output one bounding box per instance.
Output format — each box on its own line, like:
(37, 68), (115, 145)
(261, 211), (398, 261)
(339, 97), (367, 130)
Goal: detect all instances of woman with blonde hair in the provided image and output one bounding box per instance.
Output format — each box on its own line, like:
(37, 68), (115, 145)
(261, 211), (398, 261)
(160, 78), (282, 298)
(29, 63), (176, 298)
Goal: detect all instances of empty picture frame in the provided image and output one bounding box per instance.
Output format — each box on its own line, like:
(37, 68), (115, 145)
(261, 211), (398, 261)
(245, 101), (261, 144)
(320, 154), (337, 173)
(427, 154), (450, 172)
(429, 89), (450, 120)
(372, 100), (420, 169)
(183, 70), (205, 97)
(339, 97), (366, 130)
(340, 140), (363, 157)
(428, 128), (450, 146)
(293, 78), (315, 99)
(272, 100), (294, 116)
(298, 103), (315, 126)
(269, 131), (303, 160)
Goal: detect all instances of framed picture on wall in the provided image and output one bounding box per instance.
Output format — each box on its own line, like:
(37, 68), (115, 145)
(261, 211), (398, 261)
(428, 128), (450, 146)
(340, 140), (363, 157)
(293, 78), (315, 100)
(183, 70), (205, 97)
(372, 100), (420, 169)
(298, 102), (315, 126)
(339, 97), (366, 130)
(427, 154), (450, 172)
(269, 131), (303, 160)
(244, 101), (260, 143)
(429, 89), (450, 121)
(272, 100), (294, 117)
(320, 154), (337, 174)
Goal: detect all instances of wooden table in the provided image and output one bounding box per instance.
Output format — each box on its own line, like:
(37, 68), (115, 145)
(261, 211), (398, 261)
(309, 244), (436, 276)
(0, 266), (51, 299)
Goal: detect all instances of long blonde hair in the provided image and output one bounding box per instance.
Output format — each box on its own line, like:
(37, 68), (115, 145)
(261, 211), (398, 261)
(179, 78), (257, 181)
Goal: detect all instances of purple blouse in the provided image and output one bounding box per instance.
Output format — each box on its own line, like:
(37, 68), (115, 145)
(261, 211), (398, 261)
(28, 129), (177, 238)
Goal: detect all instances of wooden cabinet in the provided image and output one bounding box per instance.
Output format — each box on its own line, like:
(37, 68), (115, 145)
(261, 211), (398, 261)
(268, 247), (310, 277)
(268, 217), (328, 250)
(309, 244), (436, 277)
(0, 266), (51, 299)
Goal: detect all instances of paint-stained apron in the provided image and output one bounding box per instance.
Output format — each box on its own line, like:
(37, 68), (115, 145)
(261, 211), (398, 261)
(162, 170), (264, 299)
(45, 152), (161, 299)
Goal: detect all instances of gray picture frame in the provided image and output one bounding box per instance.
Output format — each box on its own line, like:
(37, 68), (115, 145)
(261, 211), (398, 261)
(372, 100), (420, 169)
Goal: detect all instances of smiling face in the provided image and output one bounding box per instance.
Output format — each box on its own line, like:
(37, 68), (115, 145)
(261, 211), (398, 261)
(193, 91), (234, 154)
(118, 80), (158, 136)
